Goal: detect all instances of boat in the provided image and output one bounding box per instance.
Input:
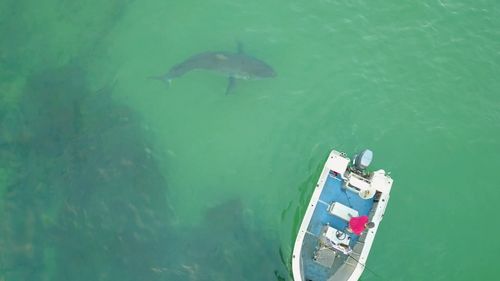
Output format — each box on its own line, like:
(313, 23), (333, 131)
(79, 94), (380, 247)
(292, 149), (394, 281)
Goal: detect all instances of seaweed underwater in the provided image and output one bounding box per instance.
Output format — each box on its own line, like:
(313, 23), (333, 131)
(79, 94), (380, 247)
(0, 63), (289, 281)
(0, 64), (173, 281)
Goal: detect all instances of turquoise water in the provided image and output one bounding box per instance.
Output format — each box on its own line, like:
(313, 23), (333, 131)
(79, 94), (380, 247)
(1, 0), (499, 280)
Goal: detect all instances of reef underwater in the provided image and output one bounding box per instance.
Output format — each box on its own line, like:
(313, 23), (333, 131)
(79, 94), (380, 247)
(0, 63), (172, 280)
(0, 62), (286, 281)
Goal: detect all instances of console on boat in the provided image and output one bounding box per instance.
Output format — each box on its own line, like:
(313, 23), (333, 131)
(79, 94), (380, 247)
(292, 149), (393, 281)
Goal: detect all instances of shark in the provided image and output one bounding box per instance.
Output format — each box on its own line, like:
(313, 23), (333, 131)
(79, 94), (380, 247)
(151, 43), (276, 94)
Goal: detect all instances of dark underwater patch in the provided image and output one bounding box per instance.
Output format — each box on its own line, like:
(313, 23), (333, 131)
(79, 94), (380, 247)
(1, 62), (290, 281)
(0, 63), (172, 281)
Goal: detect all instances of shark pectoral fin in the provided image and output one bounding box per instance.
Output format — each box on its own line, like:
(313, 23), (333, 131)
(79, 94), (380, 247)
(237, 41), (244, 54)
(225, 77), (236, 95)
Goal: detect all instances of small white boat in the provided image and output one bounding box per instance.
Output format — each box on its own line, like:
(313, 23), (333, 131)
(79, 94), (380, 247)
(292, 149), (394, 281)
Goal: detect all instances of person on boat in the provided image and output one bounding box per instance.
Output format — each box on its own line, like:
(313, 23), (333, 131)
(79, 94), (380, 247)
(346, 215), (375, 235)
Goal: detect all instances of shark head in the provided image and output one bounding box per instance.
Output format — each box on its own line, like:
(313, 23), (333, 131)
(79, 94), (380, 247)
(241, 58), (276, 79)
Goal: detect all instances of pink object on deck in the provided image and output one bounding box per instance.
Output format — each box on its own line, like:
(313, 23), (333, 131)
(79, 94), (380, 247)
(349, 215), (369, 235)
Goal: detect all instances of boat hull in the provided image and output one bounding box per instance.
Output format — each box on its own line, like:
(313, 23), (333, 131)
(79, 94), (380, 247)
(292, 150), (393, 281)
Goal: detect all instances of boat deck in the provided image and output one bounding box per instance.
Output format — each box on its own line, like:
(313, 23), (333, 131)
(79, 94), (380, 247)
(301, 171), (374, 281)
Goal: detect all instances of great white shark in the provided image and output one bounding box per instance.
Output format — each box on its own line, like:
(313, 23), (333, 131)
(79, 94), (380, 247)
(150, 43), (276, 94)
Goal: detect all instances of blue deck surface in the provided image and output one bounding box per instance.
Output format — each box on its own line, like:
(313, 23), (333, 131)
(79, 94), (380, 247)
(307, 171), (374, 244)
(302, 171), (375, 281)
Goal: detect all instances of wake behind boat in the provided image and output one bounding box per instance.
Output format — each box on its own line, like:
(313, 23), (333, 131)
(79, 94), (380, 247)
(292, 149), (394, 281)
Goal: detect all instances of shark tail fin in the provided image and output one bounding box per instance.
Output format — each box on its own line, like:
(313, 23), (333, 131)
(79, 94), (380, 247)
(148, 75), (172, 88)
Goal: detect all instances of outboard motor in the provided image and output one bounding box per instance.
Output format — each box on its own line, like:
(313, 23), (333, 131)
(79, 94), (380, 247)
(353, 149), (373, 172)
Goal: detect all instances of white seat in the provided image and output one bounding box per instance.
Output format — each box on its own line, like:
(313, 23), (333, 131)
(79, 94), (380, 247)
(328, 202), (359, 221)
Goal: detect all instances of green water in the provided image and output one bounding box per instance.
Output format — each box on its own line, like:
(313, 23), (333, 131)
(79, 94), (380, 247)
(1, 0), (499, 280)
